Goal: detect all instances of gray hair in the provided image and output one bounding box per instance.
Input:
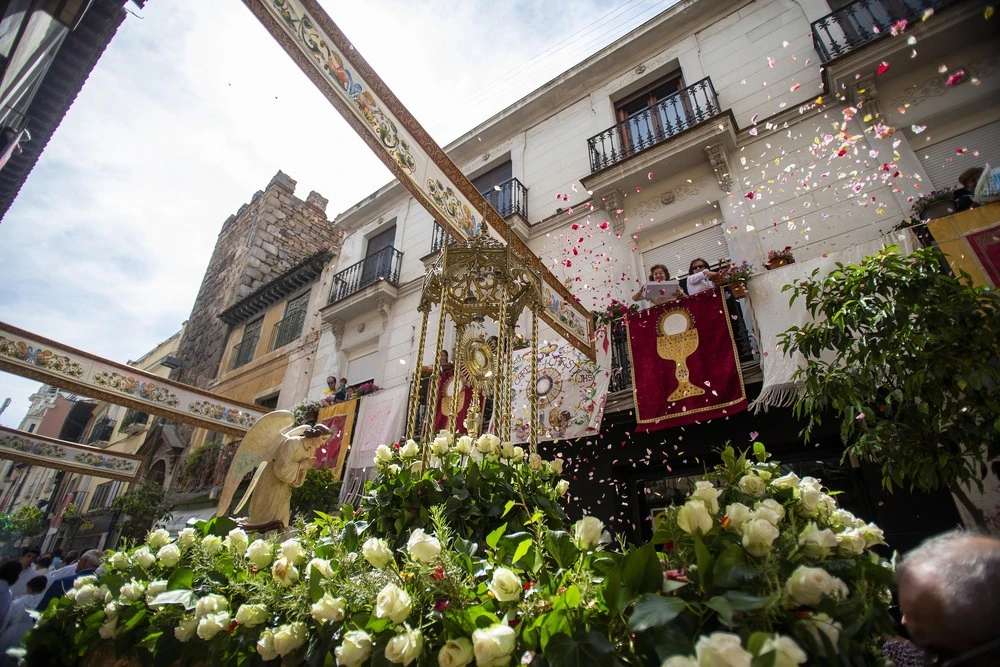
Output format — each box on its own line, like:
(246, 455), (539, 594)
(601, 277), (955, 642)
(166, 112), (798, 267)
(898, 529), (1000, 647)
(77, 549), (104, 571)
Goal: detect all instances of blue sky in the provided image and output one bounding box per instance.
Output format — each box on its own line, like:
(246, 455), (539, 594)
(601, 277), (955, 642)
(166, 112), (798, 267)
(0, 0), (679, 426)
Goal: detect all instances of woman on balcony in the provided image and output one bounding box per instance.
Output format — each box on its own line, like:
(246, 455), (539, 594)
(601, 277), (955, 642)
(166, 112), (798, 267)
(683, 258), (719, 296)
(632, 264), (684, 305)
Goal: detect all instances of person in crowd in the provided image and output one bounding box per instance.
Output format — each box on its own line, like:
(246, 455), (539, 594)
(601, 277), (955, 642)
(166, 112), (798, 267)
(322, 375), (340, 406)
(334, 378), (348, 401)
(632, 264), (683, 304)
(8, 549), (38, 599)
(0, 561), (22, 631)
(683, 258), (719, 296)
(43, 550), (78, 587)
(0, 574), (47, 662)
(35, 549), (102, 612)
(953, 167), (984, 213)
(50, 549), (63, 569)
(885, 530), (1000, 666)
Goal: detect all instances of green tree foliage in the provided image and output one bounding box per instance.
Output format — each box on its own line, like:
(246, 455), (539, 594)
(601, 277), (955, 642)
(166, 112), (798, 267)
(778, 247), (1000, 523)
(0, 506), (46, 547)
(290, 467), (342, 520)
(111, 482), (173, 543)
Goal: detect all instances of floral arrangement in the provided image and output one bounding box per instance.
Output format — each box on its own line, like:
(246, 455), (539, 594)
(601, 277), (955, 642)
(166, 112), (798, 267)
(910, 190), (955, 219)
(291, 399), (325, 426)
(21, 439), (893, 667)
(350, 381), (381, 398)
(511, 332), (529, 350)
(714, 260), (754, 286)
(591, 299), (640, 328)
(766, 246), (794, 264)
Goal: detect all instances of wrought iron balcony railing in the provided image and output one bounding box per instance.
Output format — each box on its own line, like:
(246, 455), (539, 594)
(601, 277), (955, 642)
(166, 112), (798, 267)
(588, 77), (721, 173)
(430, 178), (529, 253)
(811, 0), (956, 63)
(87, 416), (116, 444)
(270, 310), (307, 351)
(329, 246), (403, 304)
(229, 339), (255, 371)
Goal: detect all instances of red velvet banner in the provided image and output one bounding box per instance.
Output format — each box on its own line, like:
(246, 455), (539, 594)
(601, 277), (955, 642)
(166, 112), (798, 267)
(433, 369), (479, 435)
(626, 289), (747, 431)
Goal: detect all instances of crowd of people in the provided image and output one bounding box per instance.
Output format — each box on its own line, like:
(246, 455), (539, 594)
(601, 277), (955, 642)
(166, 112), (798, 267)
(0, 547), (103, 662)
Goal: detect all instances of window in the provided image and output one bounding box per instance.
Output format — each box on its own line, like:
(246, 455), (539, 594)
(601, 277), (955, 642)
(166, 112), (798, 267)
(119, 408), (148, 433)
(614, 72), (686, 153)
(640, 219), (728, 281)
(361, 225), (397, 287)
(231, 316), (263, 369)
(271, 290), (310, 350)
(256, 393), (280, 410)
(472, 161), (519, 218)
(26, 423), (34, 433)
(90, 481), (120, 510)
(919, 119), (1000, 191)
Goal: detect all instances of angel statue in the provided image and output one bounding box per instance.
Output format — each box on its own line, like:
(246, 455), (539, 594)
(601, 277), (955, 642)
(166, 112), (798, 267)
(215, 410), (332, 532)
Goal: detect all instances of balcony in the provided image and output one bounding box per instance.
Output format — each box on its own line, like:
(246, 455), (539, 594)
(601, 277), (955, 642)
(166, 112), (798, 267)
(430, 178), (529, 254)
(587, 78), (722, 174)
(86, 416), (116, 445)
(269, 311), (306, 351)
(329, 246), (403, 304)
(229, 339), (256, 371)
(811, 0), (957, 63)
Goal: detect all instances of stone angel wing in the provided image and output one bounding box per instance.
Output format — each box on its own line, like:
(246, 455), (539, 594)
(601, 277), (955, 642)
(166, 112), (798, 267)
(215, 410), (295, 518)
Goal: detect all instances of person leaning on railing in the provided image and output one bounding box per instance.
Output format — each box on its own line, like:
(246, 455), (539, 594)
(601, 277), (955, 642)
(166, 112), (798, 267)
(632, 264), (684, 305)
(683, 258), (719, 296)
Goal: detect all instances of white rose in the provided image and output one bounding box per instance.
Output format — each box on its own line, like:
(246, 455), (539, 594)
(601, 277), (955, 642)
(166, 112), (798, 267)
(691, 480), (722, 514)
(201, 535), (223, 555)
(741, 518), (780, 558)
(107, 551), (129, 571)
(488, 567), (522, 602)
(819, 494), (837, 516)
(753, 499), (786, 525)
(431, 436), (450, 456)
(145, 580), (168, 604)
(177, 527), (198, 549)
(375, 583), (412, 624)
(385, 627), (424, 666)
(74, 575), (98, 590)
(785, 566), (848, 606)
(555, 479), (570, 497)
(272, 621), (307, 656)
(175, 617), (198, 643)
(401, 440), (420, 459)
(438, 638), (474, 667)
(257, 628), (278, 661)
(836, 528), (867, 555)
(830, 509), (859, 528)
(771, 472), (801, 490)
(548, 457), (564, 475)
(246, 539), (274, 569)
(799, 613), (842, 654)
(157, 543), (181, 568)
(724, 503), (753, 531)
(512, 446), (525, 460)
(280, 538), (305, 564)
(363, 537), (393, 568)
(798, 478), (824, 516)
(694, 632), (752, 667)
(407, 528), (442, 563)
(311, 593), (346, 624)
(120, 579), (146, 602)
(860, 522), (885, 548)
(661, 658), (697, 667)
(455, 436), (473, 455)
(64, 588), (78, 603)
(475, 434), (495, 454)
(375, 444), (394, 464)
(74, 584), (101, 607)
(308, 558), (334, 579)
(104, 601), (120, 620)
(147, 528), (171, 551)
(574, 516), (605, 550)
(410, 460), (424, 474)
(389, 464), (402, 474)
(760, 635), (807, 667)
(235, 603), (268, 627)
(99, 616), (118, 639)
(197, 611), (231, 640)
(336, 630), (373, 667)
(676, 499), (714, 536)
(195, 593), (228, 618)
(226, 528), (249, 554)
(798, 522), (838, 559)
(500, 442), (516, 459)
(271, 557), (299, 587)
(528, 453), (544, 471)
(737, 474), (767, 499)
(472, 624), (516, 667)
(132, 546), (155, 570)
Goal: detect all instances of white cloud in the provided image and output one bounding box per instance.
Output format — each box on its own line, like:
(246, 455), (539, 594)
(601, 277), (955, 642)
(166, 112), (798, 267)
(0, 0), (674, 425)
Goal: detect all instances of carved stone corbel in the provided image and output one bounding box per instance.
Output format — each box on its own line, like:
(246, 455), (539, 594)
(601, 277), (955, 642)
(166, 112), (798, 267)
(851, 75), (882, 124)
(376, 298), (392, 332)
(704, 143), (733, 193)
(330, 318), (345, 350)
(603, 188), (626, 235)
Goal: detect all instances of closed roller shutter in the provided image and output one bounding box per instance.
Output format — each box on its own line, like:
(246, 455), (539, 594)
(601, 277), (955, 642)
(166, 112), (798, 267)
(918, 119), (1000, 191)
(347, 350), (379, 385)
(640, 220), (728, 279)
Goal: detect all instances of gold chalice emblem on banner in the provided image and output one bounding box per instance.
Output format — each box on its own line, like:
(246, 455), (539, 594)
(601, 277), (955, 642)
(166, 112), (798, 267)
(656, 309), (705, 402)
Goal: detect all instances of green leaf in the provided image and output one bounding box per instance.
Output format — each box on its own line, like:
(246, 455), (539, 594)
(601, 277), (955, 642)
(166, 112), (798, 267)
(166, 567), (193, 591)
(545, 631), (617, 667)
(502, 500), (517, 517)
(693, 535), (714, 591)
(545, 531), (580, 569)
(620, 543), (663, 595)
(752, 441), (767, 462)
(486, 522), (508, 549)
(512, 537), (533, 565)
(627, 595), (686, 633)
(563, 585), (581, 609)
(147, 589), (197, 610)
(712, 544), (757, 588)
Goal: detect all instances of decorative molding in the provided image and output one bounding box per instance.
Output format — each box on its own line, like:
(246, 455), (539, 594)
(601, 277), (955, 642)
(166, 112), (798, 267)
(704, 144), (733, 193)
(602, 188), (626, 235)
(889, 53), (1000, 110)
(851, 74), (881, 124)
(330, 318), (345, 350)
(628, 177), (710, 219)
(376, 297), (392, 331)
(0, 426), (145, 482)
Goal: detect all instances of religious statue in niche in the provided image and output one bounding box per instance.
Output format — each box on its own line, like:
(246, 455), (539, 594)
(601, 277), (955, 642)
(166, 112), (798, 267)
(215, 411), (332, 532)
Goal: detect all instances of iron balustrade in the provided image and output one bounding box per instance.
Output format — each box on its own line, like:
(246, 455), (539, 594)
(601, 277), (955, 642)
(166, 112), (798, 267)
(328, 246), (403, 304)
(87, 416), (116, 444)
(811, 0), (956, 62)
(587, 77), (721, 173)
(430, 222), (453, 254)
(430, 178), (529, 253)
(229, 339), (255, 371)
(270, 310), (307, 350)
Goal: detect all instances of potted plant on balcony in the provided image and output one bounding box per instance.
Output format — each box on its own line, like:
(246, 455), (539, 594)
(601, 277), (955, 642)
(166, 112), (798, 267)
(350, 381), (381, 399)
(911, 190), (955, 221)
(713, 260), (753, 299)
(592, 299), (640, 330)
(292, 398), (325, 426)
(765, 245), (795, 270)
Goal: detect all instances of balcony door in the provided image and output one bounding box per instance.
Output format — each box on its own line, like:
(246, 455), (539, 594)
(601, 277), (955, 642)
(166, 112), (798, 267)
(615, 73), (686, 155)
(472, 161), (513, 217)
(361, 225), (396, 287)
